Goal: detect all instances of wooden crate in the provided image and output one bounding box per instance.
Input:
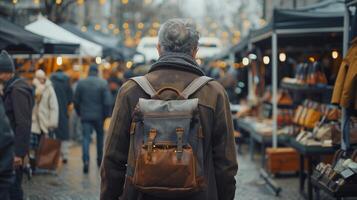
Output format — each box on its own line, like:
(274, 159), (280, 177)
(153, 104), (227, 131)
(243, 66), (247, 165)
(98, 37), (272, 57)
(266, 147), (299, 174)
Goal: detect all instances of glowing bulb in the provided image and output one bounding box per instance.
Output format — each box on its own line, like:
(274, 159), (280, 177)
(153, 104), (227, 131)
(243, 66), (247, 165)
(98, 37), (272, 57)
(12, 0), (17, 4)
(332, 50), (339, 59)
(242, 57), (249, 66)
(137, 23), (144, 29)
(81, 26), (87, 32)
(126, 61), (133, 69)
(122, 0), (128, 4)
(279, 53), (287, 62)
(95, 57), (102, 64)
(56, 0), (62, 4)
(263, 56), (270, 65)
(56, 57), (63, 66)
(94, 24), (101, 31)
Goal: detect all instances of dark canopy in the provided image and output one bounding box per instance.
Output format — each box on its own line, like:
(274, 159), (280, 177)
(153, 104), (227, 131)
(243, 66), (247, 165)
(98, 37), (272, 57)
(0, 17), (43, 53)
(0, 17), (78, 54)
(250, 9), (344, 43)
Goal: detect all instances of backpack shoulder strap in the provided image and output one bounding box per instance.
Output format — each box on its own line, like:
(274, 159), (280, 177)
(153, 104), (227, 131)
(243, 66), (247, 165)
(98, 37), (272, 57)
(181, 76), (213, 99)
(130, 76), (156, 98)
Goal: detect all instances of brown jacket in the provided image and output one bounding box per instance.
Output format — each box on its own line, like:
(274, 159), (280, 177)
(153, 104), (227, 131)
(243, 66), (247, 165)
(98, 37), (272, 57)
(331, 38), (357, 110)
(100, 53), (238, 200)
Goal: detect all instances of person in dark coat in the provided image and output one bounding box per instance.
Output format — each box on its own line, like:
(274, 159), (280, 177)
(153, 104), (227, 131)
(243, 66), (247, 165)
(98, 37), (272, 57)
(50, 69), (73, 164)
(0, 50), (34, 200)
(74, 65), (112, 173)
(0, 96), (15, 200)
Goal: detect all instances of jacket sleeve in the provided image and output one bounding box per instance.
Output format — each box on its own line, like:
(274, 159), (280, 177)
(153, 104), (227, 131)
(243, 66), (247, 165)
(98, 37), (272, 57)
(212, 88), (238, 200)
(102, 82), (113, 118)
(100, 83), (133, 200)
(48, 87), (59, 129)
(331, 60), (348, 105)
(73, 83), (81, 116)
(66, 78), (73, 105)
(11, 88), (33, 157)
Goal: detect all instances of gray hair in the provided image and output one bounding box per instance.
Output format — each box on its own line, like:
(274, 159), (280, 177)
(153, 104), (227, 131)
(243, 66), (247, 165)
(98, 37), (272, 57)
(158, 18), (199, 55)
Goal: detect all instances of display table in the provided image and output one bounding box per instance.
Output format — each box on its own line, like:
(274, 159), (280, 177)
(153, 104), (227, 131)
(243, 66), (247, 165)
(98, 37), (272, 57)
(236, 118), (291, 167)
(289, 139), (337, 200)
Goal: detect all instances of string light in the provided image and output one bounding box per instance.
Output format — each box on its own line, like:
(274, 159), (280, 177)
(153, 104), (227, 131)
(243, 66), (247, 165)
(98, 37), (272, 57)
(332, 50), (339, 59)
(113, 28), (120, 35)
(94, 24), (101, 31)
(81, 26), (87, 32)
(137, 22), (144, 29)
(126, 61), (133, 69)
(95, 57), (102, 64)
(123, 22), (129, 29)
(56, 0), (62, 5)
(56, 57), (63, 66)
(108, 23), (115, 29)
(12, 0), (17, 4)
(242, 57), (249, 66)
(263, 56), (270, 65)
(279, 53), (287, 62)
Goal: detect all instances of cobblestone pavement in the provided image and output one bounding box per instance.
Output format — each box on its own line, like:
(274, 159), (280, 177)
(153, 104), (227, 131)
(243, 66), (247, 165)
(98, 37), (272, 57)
(23, 143), (341, 200)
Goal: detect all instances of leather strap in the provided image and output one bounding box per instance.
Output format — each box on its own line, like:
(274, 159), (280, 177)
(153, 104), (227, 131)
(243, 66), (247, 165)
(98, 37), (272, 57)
(181, 76), (213, 99)
(131, 76), (156, 98)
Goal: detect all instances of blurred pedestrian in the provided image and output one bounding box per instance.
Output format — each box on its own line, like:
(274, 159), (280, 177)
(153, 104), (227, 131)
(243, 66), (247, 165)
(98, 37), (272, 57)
(0, 89), (15, 200)
(100, 19), (238, 200)
(50, 69), (73, 164)
(0, 50), (34, 200)
(74, 64), (112, 173)
(30, 70), (59, 168)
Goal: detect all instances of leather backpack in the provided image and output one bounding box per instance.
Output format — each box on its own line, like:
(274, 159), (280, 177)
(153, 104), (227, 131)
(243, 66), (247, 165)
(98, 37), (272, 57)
(126, 76), (212, 197)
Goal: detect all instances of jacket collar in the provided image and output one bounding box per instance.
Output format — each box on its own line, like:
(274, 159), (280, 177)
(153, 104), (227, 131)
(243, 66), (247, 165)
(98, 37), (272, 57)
(149, 52), (205, 76)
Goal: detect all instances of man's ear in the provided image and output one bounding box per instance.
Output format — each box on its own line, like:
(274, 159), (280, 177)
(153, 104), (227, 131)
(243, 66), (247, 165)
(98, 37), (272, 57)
(157, 44), (162, 56)
(192, 47), (199, 59)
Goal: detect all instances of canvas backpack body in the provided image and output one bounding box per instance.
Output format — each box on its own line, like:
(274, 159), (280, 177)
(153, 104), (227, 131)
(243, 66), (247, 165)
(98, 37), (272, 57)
(126, 76), (212, 198)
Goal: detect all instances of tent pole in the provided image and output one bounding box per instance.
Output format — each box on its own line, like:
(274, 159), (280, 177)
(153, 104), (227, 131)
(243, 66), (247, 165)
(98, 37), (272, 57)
(272, 31), (278, 148)
(341, 5), (351, 152)
(343, 6), (349, 56)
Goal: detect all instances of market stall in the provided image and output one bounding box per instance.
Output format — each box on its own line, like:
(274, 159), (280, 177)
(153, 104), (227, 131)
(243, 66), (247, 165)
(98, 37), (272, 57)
(232, 1), (347, 199)
(0, 17), (78, 55)
(25, 16), (102, 57)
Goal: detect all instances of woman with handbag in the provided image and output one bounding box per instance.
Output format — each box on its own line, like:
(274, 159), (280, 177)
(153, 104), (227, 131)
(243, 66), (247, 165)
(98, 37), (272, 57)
(30, 70), (59, 170)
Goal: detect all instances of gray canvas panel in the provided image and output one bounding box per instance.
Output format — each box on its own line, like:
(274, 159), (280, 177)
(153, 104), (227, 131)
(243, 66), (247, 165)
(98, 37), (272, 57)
(138, 98), (198, 113)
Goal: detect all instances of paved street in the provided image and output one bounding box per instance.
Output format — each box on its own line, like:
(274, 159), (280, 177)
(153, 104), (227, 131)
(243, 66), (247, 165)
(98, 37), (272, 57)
(23, 143), (335, 200)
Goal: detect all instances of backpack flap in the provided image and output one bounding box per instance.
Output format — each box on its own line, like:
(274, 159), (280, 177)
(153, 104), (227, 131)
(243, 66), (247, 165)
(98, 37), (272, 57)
(139, 98), (198, 151)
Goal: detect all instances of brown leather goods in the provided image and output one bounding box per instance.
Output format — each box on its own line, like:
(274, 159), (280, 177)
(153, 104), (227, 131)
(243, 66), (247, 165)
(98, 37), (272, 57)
(36, 135), (61, 170)
(299, 101), (311, 126)
(266, 147), (299, 174)
(277, 90), (293, 106)
(326, 107), (341, 121)
(331, 39), (357, 110)
(304, 102), (322, 129)
(293, 105), (304, 124)
(126, 76), (212, 197)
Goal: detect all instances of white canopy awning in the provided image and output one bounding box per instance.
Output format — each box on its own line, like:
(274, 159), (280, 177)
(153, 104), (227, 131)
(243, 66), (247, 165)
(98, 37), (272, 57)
(25, 16), (102, 57)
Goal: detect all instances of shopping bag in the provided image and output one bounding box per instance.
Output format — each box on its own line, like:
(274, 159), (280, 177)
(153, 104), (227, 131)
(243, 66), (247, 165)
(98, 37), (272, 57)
(36, 135), (61, 170)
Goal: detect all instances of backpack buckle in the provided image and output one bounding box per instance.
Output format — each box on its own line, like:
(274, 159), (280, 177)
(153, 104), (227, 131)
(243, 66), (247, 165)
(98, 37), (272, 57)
(176, 127), (184, 160)
(147, 128), (157, 161)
